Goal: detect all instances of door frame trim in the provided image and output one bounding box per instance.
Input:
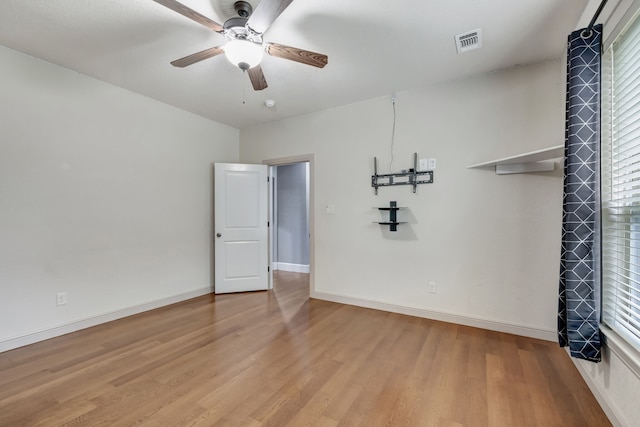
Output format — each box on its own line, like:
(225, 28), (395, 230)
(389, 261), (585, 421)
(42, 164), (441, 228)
(263, 154), (315, 296)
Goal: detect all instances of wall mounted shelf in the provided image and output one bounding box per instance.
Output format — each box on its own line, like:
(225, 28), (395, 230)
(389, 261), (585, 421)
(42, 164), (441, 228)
(373, 201), (406, 231)
(467, 145), (564, 175)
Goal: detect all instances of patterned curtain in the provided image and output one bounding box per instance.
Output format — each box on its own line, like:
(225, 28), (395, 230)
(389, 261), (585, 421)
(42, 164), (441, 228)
(558, 24), (602, 362)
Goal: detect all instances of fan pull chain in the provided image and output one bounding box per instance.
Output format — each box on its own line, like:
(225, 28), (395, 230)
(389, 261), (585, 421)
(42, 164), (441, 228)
(242, 70), (248, 105)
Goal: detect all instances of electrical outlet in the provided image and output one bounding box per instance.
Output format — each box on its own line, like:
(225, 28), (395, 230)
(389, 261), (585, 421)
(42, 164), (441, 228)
(428, 281), (436, 294)
(56, 292), (67, 306)
(419, 158), (429, 171)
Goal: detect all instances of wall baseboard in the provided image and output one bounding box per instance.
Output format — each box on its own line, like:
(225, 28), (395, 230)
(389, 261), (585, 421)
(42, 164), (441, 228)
(0, 287), (212, 353)
(274, 262), (310, 273)
(2, 287), (556, 352)
(571, 353), (626, 427)
(310, 291), (557, 342)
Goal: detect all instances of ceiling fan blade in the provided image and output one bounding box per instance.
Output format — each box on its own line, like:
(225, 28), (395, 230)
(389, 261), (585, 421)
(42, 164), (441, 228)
(247, 65), (268, 91)
(246, 0), (294, 34)
(152, 0), (223, 32)
(265, 42), (328, 68)
(170, 46), (224, 67)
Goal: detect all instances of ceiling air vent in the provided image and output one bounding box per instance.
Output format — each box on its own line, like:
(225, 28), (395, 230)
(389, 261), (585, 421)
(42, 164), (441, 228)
(455, 28), (482, 54)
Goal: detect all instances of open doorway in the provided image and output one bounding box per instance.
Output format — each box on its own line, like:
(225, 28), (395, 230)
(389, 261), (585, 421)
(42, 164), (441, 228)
(271, 162), (309, 274)
(265, 155), (314, 294)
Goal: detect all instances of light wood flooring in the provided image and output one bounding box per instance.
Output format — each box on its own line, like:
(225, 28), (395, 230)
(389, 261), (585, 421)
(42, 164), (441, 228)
(0, 271), (610, 426)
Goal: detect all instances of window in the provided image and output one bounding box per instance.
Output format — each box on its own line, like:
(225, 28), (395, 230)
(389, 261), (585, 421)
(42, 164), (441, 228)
(602, 12), (640, 351)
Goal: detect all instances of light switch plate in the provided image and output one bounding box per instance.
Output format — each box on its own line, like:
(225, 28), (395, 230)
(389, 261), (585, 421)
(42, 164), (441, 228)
(419, 158), (429, 171)
(56, 292), (67, 306)
(428, 158), (437, 170)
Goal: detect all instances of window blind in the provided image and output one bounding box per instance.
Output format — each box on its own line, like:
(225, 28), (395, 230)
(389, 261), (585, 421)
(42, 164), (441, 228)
(602, 13), (640, 351)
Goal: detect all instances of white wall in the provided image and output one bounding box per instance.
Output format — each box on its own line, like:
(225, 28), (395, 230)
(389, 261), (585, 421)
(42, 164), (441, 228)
(241, 59), (565, 339)
(0, 46), (239, 350)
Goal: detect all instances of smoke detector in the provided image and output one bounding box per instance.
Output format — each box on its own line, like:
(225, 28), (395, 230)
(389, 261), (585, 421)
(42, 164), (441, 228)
(455, 28), (482, 54)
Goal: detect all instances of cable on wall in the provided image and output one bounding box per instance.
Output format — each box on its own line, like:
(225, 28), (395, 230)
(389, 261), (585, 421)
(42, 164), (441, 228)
(389, 94), (397, 173)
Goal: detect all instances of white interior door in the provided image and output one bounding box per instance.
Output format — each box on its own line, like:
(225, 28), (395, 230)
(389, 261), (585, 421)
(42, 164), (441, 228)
(214, 163), (268, 294)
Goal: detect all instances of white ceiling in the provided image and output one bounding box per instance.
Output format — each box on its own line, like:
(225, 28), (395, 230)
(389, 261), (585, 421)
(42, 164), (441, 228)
(0, 0), (589, 129)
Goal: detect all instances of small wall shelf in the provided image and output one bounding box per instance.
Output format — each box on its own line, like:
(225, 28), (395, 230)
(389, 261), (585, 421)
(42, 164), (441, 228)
(374, 201), (406, 231)
(467, 145), (564, 175)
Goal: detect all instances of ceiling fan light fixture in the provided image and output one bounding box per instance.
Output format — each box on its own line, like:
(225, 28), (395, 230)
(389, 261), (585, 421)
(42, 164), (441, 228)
(224, 39), (264, 70)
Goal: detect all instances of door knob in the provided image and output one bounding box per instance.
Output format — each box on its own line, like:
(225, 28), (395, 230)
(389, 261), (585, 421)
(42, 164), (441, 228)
(216, 233), (222, 238)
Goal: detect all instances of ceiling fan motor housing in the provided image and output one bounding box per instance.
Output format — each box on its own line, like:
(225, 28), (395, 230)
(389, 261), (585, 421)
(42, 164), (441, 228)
(223, 17), (262, 44)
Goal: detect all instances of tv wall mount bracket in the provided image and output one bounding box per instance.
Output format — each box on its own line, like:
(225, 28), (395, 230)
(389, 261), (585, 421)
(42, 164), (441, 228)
(371, 153), (434, 194)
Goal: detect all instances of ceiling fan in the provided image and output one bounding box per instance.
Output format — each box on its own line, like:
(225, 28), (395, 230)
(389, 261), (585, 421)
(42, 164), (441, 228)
(152, 0), (328, 90)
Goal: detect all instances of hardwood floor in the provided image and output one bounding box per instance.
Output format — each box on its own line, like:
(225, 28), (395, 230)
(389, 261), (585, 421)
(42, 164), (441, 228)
(0, 271), (610, 426)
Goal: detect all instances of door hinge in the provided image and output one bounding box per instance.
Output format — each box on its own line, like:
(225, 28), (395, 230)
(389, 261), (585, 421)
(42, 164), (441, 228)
(267, 176), (270, 182)
(268, 266), (270, 272)
(268, 221), (270, 227)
